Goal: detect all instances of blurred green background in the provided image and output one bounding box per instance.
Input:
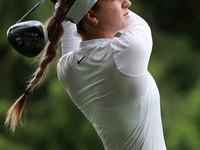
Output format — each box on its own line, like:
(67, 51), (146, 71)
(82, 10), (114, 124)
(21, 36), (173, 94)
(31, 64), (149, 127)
(0, 0), (200, 149)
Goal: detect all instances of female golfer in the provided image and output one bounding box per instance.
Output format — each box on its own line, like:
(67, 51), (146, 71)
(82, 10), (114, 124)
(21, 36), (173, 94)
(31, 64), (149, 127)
(5, 0), (167, 149)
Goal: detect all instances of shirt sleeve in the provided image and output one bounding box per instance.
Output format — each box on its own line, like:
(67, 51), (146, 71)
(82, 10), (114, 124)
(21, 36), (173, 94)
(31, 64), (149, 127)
(61, 21), (81, 56)
(113, 10), (153, 77)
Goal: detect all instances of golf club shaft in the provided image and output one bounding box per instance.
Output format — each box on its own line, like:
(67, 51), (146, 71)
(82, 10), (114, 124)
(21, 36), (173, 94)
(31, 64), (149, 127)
(16, 0), (46, 24)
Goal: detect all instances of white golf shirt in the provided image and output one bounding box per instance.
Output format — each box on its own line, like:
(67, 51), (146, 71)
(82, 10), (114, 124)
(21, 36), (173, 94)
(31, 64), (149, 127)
(57, 10), (167, 150)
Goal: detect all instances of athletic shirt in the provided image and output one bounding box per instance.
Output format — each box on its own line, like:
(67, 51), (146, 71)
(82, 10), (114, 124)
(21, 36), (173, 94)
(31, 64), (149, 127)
(57, 10), (167, 150)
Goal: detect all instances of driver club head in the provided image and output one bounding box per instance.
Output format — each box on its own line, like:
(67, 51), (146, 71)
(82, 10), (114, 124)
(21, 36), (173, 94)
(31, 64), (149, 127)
(7, 20), (48, 57)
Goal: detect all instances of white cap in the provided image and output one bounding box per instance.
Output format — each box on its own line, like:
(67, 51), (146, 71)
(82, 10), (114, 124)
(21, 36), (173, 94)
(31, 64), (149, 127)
(66, 0), (98, 24)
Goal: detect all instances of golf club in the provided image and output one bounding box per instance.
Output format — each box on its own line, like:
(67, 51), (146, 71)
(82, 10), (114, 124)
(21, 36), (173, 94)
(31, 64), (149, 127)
(7, 0), (48, 57)
(7, 21), (48, 57)
(16, 0), (46, 24)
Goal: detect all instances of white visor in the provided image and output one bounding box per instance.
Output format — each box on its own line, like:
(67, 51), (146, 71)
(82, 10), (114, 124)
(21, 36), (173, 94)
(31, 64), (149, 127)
(66, 0), (98, 24)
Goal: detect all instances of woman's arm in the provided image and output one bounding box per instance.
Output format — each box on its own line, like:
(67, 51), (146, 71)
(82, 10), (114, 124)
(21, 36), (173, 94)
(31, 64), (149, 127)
(61, 21), (81, 56)
(119, 10), (152, 39)
(114, 10), (153, 77)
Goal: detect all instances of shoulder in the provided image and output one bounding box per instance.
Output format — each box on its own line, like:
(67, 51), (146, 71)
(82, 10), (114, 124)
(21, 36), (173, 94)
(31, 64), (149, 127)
(112, 33), (152, 77)
(58, 51), (75, 66)
(57, 51), (75, 75)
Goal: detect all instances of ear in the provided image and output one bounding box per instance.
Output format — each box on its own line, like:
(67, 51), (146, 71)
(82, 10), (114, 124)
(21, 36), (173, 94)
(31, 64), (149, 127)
(84, 10), (97, 24)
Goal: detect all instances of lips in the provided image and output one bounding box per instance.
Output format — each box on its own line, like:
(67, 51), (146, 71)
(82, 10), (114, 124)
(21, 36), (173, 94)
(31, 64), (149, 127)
(124, 11), (129, 16)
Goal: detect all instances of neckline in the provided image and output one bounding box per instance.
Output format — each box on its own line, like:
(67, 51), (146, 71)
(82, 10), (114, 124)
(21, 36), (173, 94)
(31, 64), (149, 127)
(80, 38), (113, 48)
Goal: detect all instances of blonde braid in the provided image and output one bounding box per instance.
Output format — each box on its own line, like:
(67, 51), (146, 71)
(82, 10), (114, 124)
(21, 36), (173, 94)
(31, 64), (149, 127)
(5, 16), (64, 133)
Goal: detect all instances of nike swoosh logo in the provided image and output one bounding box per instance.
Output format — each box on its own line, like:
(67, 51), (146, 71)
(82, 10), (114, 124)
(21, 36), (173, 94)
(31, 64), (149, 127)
(77, 56), (86, 64)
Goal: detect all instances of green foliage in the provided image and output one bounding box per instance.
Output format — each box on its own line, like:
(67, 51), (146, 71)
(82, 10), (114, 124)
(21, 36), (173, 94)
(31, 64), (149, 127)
(0, 0), (200, 149)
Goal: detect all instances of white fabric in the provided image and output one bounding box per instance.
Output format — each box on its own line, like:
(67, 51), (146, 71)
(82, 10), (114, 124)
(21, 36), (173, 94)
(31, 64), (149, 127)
(61, 21), (81, 55)
(57, 10), (167, 150)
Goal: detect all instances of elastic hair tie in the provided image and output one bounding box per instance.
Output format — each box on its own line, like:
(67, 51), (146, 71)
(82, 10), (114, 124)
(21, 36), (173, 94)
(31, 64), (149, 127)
(24, 90), (29, 95)
(54, 2), (68, 23)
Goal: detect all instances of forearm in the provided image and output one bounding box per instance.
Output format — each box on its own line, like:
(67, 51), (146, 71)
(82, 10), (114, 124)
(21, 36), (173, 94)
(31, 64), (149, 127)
(119, 10), (151, 35)
(61, 21), (81, 55)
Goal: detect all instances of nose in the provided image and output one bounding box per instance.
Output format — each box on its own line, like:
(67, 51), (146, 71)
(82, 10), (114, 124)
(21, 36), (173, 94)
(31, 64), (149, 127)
(122, 0), (131, 9)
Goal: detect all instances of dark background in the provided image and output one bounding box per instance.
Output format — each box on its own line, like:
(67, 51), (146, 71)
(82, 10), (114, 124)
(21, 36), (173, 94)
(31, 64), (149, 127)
(0, 0), (200, 149)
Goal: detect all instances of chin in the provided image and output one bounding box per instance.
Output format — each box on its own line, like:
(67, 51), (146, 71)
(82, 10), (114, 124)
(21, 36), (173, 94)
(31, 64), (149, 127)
(123, 22), (130, 29)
